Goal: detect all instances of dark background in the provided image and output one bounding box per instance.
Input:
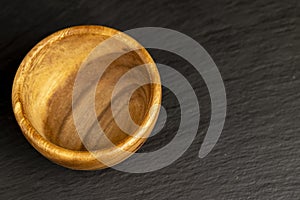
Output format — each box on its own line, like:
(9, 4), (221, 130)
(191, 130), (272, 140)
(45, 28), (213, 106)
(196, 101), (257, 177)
(0, 0), (299, 199)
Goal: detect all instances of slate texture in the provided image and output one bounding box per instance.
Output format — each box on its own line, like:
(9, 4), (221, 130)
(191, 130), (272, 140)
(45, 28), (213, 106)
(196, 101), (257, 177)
(0, 0), (299, 199)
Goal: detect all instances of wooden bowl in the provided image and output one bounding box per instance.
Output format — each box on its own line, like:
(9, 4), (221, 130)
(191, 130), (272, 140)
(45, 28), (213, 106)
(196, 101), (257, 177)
(12, 25), (161, 170)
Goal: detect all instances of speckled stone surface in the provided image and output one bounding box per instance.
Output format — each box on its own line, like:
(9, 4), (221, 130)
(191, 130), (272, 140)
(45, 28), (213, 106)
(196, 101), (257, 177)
(0, 0), (299, 199)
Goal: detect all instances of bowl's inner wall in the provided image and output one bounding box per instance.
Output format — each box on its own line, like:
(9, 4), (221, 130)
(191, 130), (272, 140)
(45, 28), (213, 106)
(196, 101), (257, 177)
(20, 33), (153, 151)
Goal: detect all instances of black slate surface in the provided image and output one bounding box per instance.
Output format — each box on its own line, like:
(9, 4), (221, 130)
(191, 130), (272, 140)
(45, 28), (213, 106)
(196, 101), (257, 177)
(0, 0), (299, 199)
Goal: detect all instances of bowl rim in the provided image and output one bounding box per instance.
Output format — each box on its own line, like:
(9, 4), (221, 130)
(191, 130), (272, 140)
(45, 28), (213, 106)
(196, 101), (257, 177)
(11, 25), (161, 170)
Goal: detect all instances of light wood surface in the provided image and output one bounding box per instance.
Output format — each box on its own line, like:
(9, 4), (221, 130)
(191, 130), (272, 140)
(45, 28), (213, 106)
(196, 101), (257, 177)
(12, 25), (161, 170)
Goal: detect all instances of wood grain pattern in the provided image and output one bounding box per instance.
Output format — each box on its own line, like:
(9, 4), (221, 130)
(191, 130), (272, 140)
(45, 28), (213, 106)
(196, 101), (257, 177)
(1, 0), (299, 199)
(11, 25), (161, 170)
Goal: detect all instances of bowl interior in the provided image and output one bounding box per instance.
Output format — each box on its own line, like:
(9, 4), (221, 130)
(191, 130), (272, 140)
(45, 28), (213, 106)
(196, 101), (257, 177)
(19, 28), (155, 151)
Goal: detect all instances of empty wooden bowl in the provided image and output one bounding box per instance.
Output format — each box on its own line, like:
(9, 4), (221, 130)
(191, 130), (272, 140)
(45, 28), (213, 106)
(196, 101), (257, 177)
(12, 25), (161, 170)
